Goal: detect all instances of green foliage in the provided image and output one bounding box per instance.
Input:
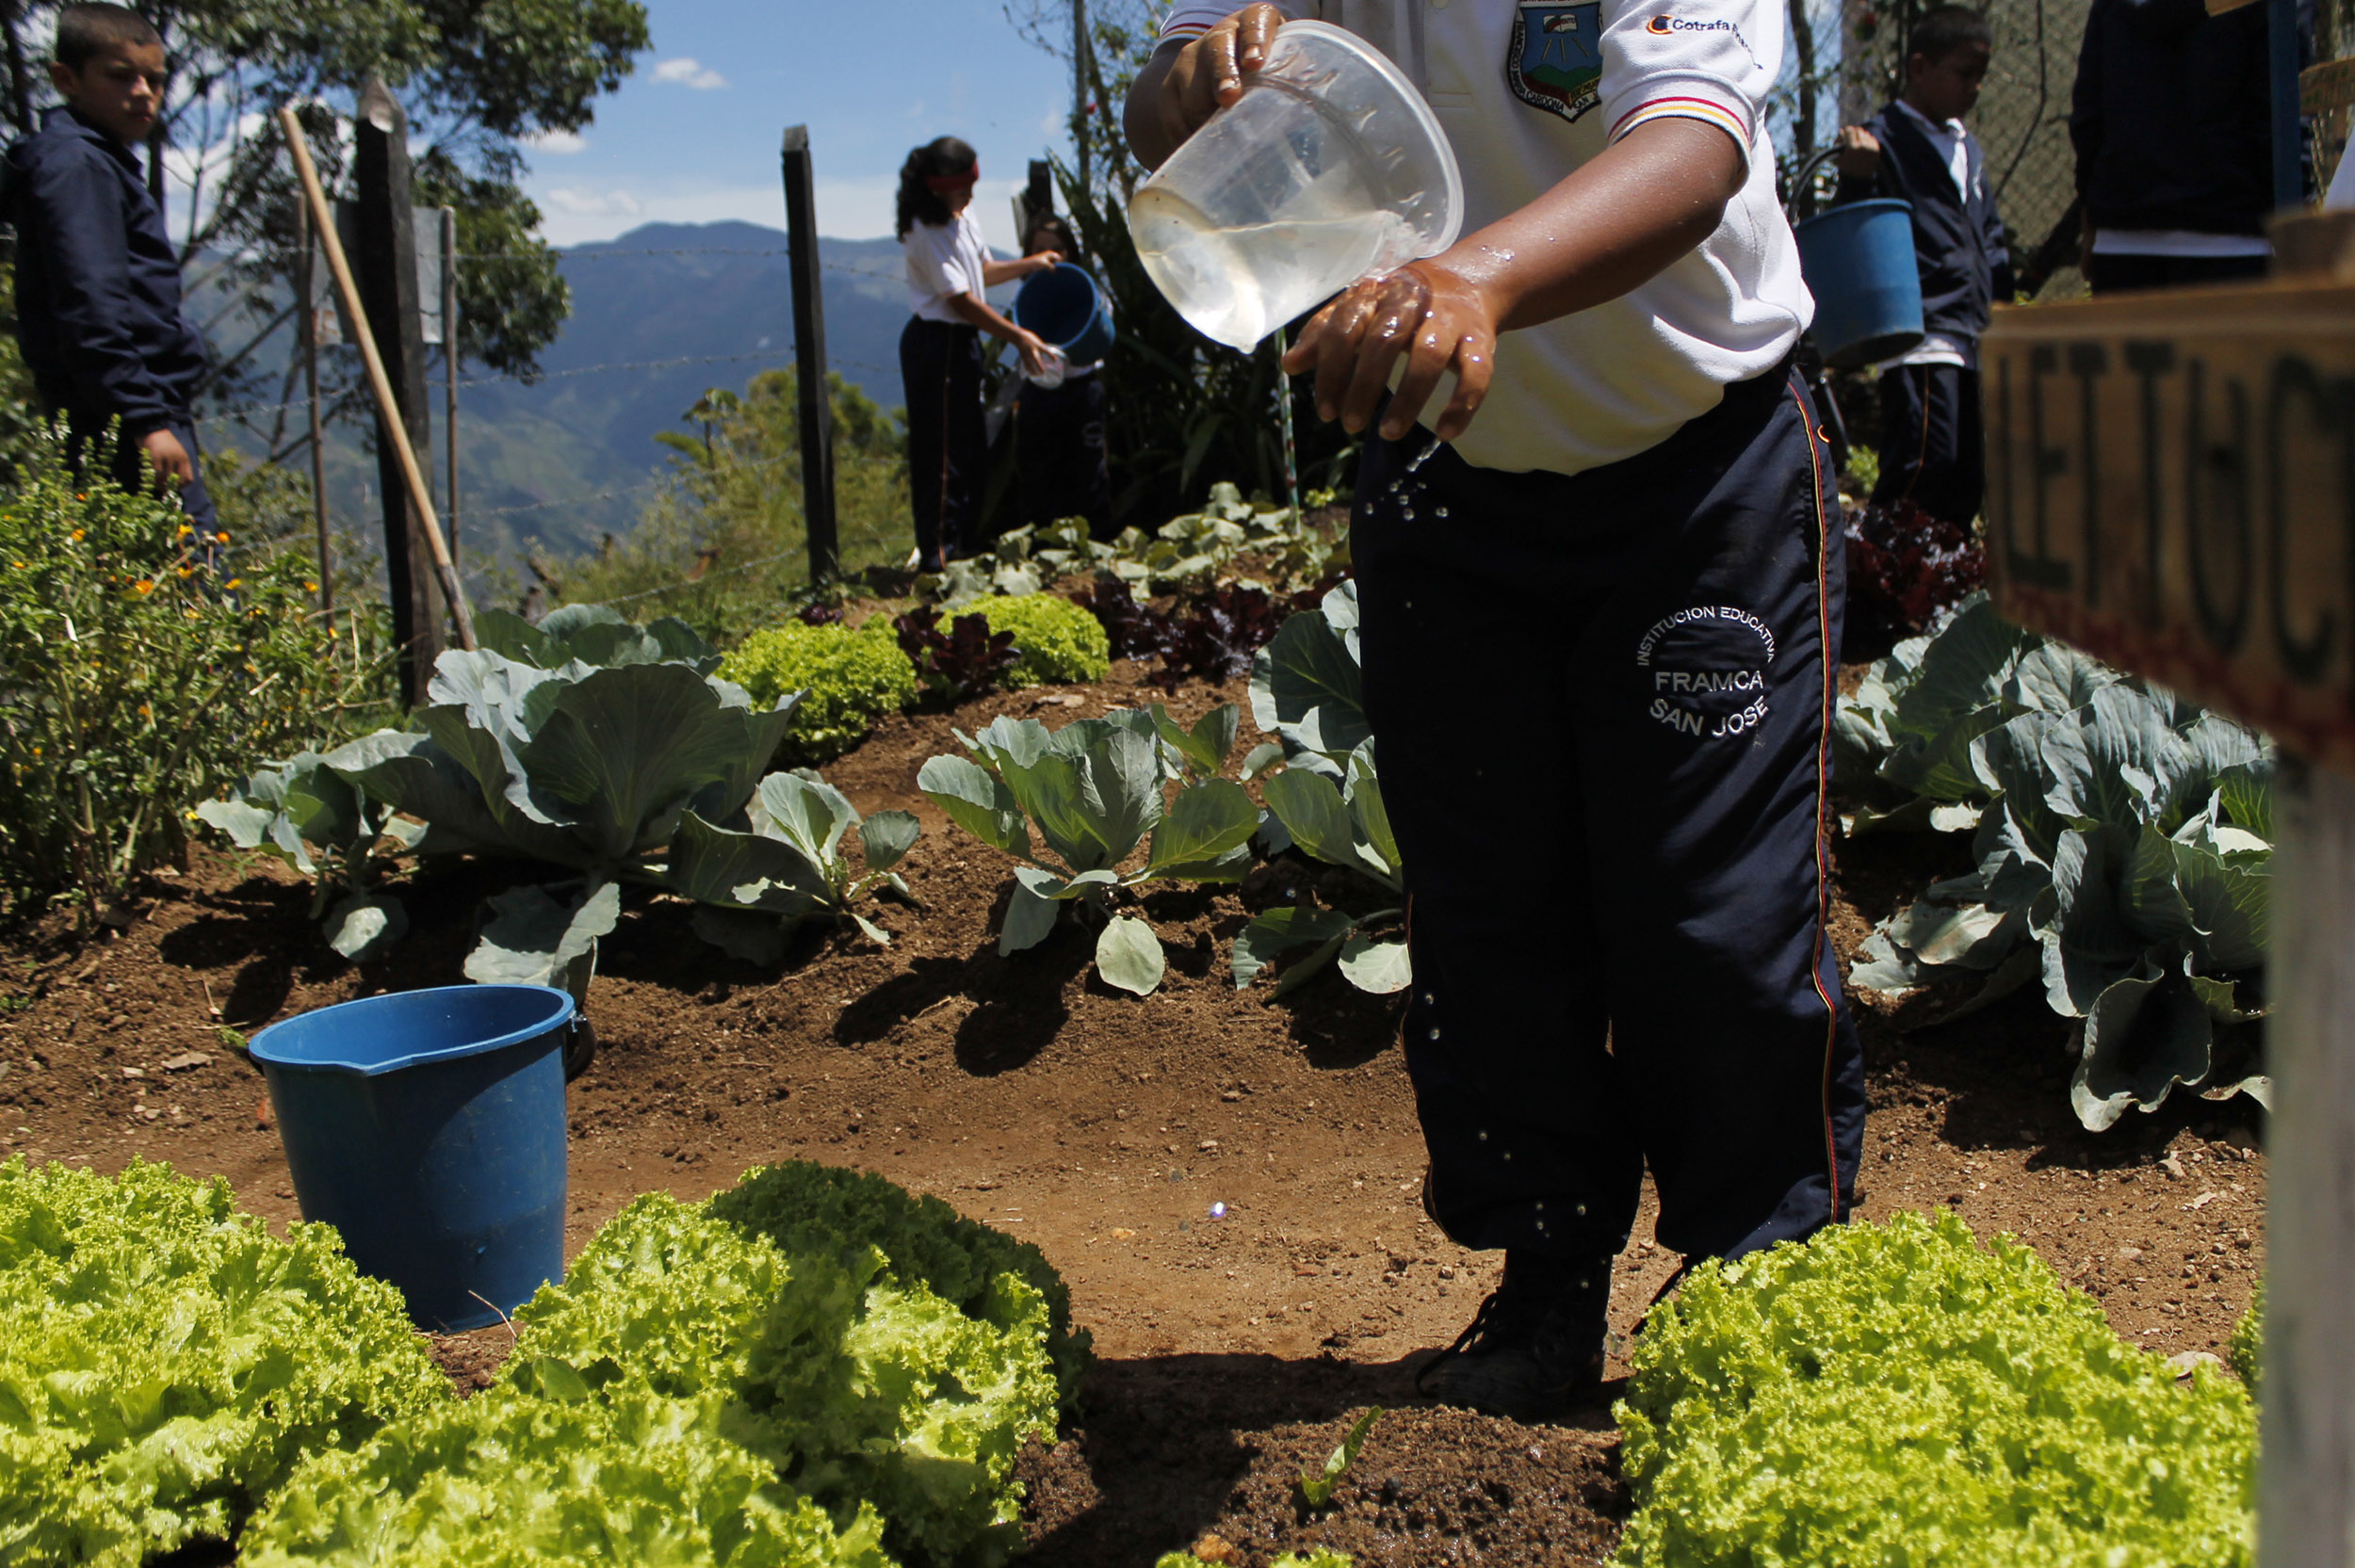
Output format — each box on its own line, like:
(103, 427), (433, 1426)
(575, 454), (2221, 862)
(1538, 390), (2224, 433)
(242, 1383), (895, 1568)
(324, 641), (803, 985)
(930, 496), (1344, 611)
(977, 593), (1112, 687)
(2231, 1285), (2263, 1395)
(0, 1156), (451, 1565)
(475, 600), (723, 672)
(1840, 596), (2271, 1130)
(551, 370), (913, 645)
(1298, 1407), (1382, 1509)
(918, 703), (1257, 994)
(0, 427), (391, 916)
(1232, 581), (1405, 996)
(669, 769), (920, 961)
(719, 620), (920, 764)
(193, 752), (421, 960)
(707, 1160), (1090, 1405)
(515, 1185), (1064, 1567)
(1616, 1210), (2256, 1567)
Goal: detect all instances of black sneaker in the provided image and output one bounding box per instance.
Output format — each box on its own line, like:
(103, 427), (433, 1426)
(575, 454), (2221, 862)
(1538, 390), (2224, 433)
(1416, 1252), (1609, 1423)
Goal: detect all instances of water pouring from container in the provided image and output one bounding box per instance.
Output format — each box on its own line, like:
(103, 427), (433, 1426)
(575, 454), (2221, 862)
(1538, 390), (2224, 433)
(1128, 20), (1464, 352)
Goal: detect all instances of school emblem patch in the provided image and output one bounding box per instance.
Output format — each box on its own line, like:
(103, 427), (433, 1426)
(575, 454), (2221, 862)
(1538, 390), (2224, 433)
(1508, 0), (1603, 122)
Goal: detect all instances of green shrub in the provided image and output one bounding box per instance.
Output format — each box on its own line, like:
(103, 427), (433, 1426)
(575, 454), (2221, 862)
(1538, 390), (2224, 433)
(718, 618), (918, 763)
(979, 592), (1110, 686)
(1616, 1210), (2255, 1567)
(2231, 1284), (2263, 1394)
(0, 426), (391, 916)
(0, 1156), (450, 1565)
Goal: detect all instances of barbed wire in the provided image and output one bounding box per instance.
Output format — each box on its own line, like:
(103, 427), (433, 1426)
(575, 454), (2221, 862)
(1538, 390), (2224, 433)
(593, 545), (808, 607)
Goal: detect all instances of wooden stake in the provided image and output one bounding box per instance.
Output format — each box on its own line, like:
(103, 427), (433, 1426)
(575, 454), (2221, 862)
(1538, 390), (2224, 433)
(295, 196), (332, 616)
(277, 104), (475, 651)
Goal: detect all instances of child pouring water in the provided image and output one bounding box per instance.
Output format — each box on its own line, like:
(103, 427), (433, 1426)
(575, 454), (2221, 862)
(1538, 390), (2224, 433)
(1129, 0), (1865, 1422)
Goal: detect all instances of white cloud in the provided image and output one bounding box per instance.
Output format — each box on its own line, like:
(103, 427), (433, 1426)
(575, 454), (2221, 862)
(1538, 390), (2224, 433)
(543, 186), (645, 219)
(651, 57), (729, 90)
(525, 127), (589, 154)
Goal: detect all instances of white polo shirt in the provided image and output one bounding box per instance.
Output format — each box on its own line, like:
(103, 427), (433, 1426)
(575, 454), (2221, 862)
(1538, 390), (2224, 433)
(1159, 0), (1813, 476)
(905, 208), (991, 323)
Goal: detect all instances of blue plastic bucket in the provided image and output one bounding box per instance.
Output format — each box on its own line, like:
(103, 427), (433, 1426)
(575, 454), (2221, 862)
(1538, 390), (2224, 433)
(249, 985), (575, 1332)
(1012, 262), (1115, 364)
(1792, 198), (1925, 370)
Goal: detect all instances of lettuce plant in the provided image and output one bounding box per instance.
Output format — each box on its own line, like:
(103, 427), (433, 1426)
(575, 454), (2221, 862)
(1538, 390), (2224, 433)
(0, 1157), (450, 1566)
(894, 606), (1022, 701)
(1616, 1210), (2255, 1568)
(194, 752), (424, 961)
(241, 1383), (894, 1568)
(918, 703), (1257, 994)
(976, 592), (1113, 687)
(667, 768), (920, 962)
(719, 619), (919, 764)
(1841, 596), (2271, 1130)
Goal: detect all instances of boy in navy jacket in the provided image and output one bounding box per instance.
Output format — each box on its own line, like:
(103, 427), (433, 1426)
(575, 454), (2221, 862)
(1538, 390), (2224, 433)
(1833, 6), (2012, 527)
(5, 3), (212, 530)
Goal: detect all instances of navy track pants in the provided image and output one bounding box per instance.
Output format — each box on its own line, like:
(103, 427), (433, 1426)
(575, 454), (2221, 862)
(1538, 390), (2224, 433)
(1872, 362), (1983, 528)
(900, 317), (984, 567)
(1353, 364), (1867, 1266)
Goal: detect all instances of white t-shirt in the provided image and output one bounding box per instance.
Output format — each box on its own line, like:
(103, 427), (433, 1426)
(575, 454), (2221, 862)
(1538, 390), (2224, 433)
(1159, 0), (1812, 476)
(905, 209), (990, 323)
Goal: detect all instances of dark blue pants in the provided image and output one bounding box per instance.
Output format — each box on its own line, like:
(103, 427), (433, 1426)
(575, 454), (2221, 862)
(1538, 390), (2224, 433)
(1354, 364), (1866, 1266)
(900, 317), (983, 568)
(1015, 370), (1112, 539)
(1872, 363), (1982, 527)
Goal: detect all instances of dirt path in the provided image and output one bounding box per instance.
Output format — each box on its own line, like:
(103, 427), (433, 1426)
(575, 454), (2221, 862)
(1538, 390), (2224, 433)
(0, 660), (2266, 1566)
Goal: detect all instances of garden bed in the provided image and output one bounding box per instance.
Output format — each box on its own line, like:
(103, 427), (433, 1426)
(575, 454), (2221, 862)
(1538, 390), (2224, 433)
(0, 655), (2266, 1566)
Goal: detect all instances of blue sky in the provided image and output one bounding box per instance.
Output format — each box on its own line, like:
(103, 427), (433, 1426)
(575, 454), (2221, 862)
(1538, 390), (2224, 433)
(517, 0), (1080, 251)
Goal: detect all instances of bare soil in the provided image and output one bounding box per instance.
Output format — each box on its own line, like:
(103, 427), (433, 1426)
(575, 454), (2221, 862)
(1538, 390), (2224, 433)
(0, 657), (2266, 1566)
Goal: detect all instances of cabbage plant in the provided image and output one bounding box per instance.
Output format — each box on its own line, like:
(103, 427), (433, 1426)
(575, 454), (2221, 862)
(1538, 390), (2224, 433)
(918, 703), (1257, 994)
(1232, 739), (1407, 995)
(668, 769), (920, 962)
(194, 752), (423, 961)
(1843, 597), (2272, 1129)
(325, 646), (803, 997)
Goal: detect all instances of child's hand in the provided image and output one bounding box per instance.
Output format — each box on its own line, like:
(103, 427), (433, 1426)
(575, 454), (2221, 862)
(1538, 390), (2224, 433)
(1282, 261), (1497, 444)
(1833, 125), (1880, 177)
(1028, 251), (1063, 275)
(139, 428), (193, 490)
(1152, 4), (1284, 153)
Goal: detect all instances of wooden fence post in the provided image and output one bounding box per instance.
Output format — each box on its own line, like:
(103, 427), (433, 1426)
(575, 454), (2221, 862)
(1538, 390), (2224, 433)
(295, 197), (332, 616)
(353, 76), (445, 703)
(780, 124), (838, 582)
(441, 205), (461, 569)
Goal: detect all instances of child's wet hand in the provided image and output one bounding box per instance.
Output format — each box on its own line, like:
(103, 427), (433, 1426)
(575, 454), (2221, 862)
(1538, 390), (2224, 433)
(1159, 5), (1284, 149)
(1283, 262), (1497, 444)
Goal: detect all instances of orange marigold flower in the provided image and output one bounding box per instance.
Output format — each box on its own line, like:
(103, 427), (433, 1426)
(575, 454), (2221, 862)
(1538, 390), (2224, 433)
(223, 577), (242, 590)
(132, 578), (154, 595)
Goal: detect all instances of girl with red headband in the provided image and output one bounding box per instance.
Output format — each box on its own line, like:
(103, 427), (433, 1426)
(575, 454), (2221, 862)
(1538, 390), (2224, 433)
(896, 136), (1058, 571)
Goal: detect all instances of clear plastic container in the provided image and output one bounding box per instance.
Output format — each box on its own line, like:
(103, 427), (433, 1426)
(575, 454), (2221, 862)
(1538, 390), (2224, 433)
(1128, 19), (1464, 351)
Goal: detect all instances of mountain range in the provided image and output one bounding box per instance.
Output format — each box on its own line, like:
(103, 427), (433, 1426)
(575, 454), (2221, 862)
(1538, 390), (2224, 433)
(236, 220), (972, 576)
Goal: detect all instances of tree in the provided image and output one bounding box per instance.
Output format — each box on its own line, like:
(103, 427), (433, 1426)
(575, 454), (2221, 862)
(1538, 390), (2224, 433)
(0, 0), (649, 457)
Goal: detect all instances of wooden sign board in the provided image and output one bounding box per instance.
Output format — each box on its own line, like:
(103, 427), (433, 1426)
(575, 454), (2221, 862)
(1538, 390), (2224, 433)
(1982, 279), (2355, 772)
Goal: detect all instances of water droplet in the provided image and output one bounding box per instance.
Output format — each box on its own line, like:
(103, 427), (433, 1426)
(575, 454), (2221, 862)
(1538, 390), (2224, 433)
(1435, 507), (1449, 519)
(1477, 1129), (1488, 1142)
(1426, 1026), (1440, 1042)
(1209, 1201), (1228, 1220)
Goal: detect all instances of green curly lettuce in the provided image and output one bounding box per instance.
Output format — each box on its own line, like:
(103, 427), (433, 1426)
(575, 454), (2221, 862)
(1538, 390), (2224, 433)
(977, 592), (1111, 687)
(719, 620), (919, 764)
(0, 1156), (450, 1566)
(709, 1160), (1090, 1402)
(516, 1189), (1060, 1568)
(240, 1382), (895, 1568)
(1616, 1210), (2255, 1568)
(2230, 1284), (2263, 1396)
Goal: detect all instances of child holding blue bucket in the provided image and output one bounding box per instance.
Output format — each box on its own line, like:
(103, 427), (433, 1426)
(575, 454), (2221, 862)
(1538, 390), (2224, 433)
(897, 137), (1059, 572)
(1831, 6), (2013, 528)
(1013, 214), (1113, 540)
(1129, 1), (1863, 1422)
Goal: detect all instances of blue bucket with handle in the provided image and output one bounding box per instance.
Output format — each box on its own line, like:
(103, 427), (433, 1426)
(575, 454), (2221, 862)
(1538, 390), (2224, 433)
(248, 984), (576, 1332)
(1012, 262), (1115, 364)
(1792, 197), (1925, 370)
